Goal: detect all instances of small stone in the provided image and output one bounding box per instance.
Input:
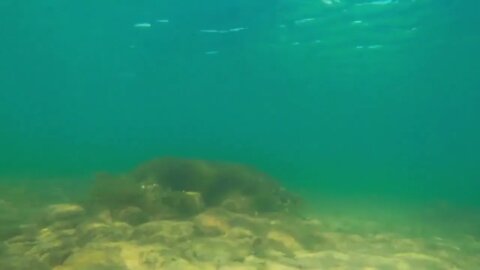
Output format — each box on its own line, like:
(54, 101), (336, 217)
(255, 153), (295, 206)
(163, 191), (205, 217)
(56, 244), (128, 270)
(116, 206), (147, 225)
(182, 238), (251, 264)
(133, 220), (194, 244)
(266, 230), (303, 253)
(221, 194), (254, 213)
(77, 222), (133, 244)
(44, 204), (85, 222)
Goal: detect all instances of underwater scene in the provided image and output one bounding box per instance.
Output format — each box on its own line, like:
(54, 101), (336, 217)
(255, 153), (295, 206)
(1, 0), (479, 269)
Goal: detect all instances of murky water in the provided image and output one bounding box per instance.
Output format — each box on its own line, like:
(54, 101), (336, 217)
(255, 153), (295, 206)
(1, 0), (479, 269)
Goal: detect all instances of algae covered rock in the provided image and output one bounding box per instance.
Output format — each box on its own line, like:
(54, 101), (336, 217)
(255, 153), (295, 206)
(40, 204), (85, 230)
(116, 206), (148, 225)
(89, 157), (300, 219)
(133, 220), (195, 245)
(56, 244), (128, 270)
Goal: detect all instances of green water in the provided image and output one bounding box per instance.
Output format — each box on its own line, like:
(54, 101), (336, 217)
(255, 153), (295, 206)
(1, 0), (480, 268)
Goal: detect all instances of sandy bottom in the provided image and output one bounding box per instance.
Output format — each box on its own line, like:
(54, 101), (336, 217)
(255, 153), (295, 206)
(1, 179), (479, 270)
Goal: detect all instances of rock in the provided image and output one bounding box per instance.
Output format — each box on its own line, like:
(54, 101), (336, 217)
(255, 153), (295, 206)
(77, 222), (133, 244)
(0, 255), (51, 270)
(226, 227), (255, 240)
(100, 158), (300, 214)
(94, 209), (114, 223)
(118, 243), (167, 270)
(295, 251), (351, 269)
(133, 220), (194, 245)
(181, 237), (251, 264)
(29, 228), (76, 266)
(163, 191), (205, 217)
(42, 204), (85, 230)
(4, 227), (77, 268)
(194, 211), (230, 236)
(55, 244), (128, 270)
(116, 206), (148, 225)
(263, 261), (300, 270)
(160, 257), (204, 270)
(265, 230), (304, 255)
(394, 252), (452, 269)
(44, 204), (85, 222)
(217, 262), (258, 270)
(221, 194), (254, 213)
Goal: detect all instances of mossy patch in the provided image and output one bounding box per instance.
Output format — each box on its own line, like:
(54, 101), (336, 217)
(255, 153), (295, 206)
(89, 157), (301, 220)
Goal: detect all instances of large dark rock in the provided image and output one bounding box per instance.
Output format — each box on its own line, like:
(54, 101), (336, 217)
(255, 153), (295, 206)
(89, 158), (301, 219)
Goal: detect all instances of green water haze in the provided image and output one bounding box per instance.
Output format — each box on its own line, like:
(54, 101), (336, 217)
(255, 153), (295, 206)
(0, 1), (480, 268)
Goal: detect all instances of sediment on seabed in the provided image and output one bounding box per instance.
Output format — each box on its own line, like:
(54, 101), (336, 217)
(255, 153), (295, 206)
(1, 158), (479, 269)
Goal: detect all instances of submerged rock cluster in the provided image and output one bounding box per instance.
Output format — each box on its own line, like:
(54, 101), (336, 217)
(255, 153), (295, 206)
(89, 158), (302, 220)
(1, 158), (478, 270)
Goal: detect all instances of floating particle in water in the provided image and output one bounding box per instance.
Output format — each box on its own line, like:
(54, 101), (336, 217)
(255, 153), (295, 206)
(294, 18), (316, 25)
(367, 45), (383, 49)
(134, 23), (151, 28)
(156, 19), (169, 23)
(228, 27), (247, 32)
(322, 0), (342, 5)
(352, 20), (363, 25)
(292, 42), (300, 46)
(355, 45), (384, 49)
(200, 29), (218, 33)
(205, 51), (219, 55)
(355, 0), (397, 6)
(200, 29), (229, 34)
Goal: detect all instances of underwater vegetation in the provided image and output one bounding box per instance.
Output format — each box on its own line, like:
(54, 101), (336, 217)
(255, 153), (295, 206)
(1, 158), (480, 269)
(90, 157), (302, 221)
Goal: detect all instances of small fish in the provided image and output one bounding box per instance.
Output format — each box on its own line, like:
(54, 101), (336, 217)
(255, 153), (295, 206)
(294, 18), (316, 25)
(205, 51), (219, 55)
(355, 0), (397, 6)
(134, 23), (151, 28)
(352, 20), (363, 25)
(322, 0), (341, 5)
(156, 19), (169, 23)
(229, 27), (247, 32)
(200, 29), (220, 34)
(367, 45), (383, 49)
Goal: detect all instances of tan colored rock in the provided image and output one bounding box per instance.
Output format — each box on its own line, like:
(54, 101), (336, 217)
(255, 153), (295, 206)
(116, 206), (148, 225)
(0, 255), (50, 270)
(394, 252), (452, 269)
(178, 191), (205, 215)
(217, 262), (258, 270)
(77, 221), (133, 244)
(182, 237), (251, 264)
(266, 230), (303, 252)
(10, 227), (78, 267)
(295, 250), (351, 269)
(133, 220), (194, 244)
(221, 194), (254, 213)
(160, 257), (200, 270)
(194, 212), (230, 236)
(55, 244), (128, 270)
(44, 204), (85, 222)
(226, 227), (255, 240)
(263, 261), (299, 270)
(95, 209), (113, 223)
